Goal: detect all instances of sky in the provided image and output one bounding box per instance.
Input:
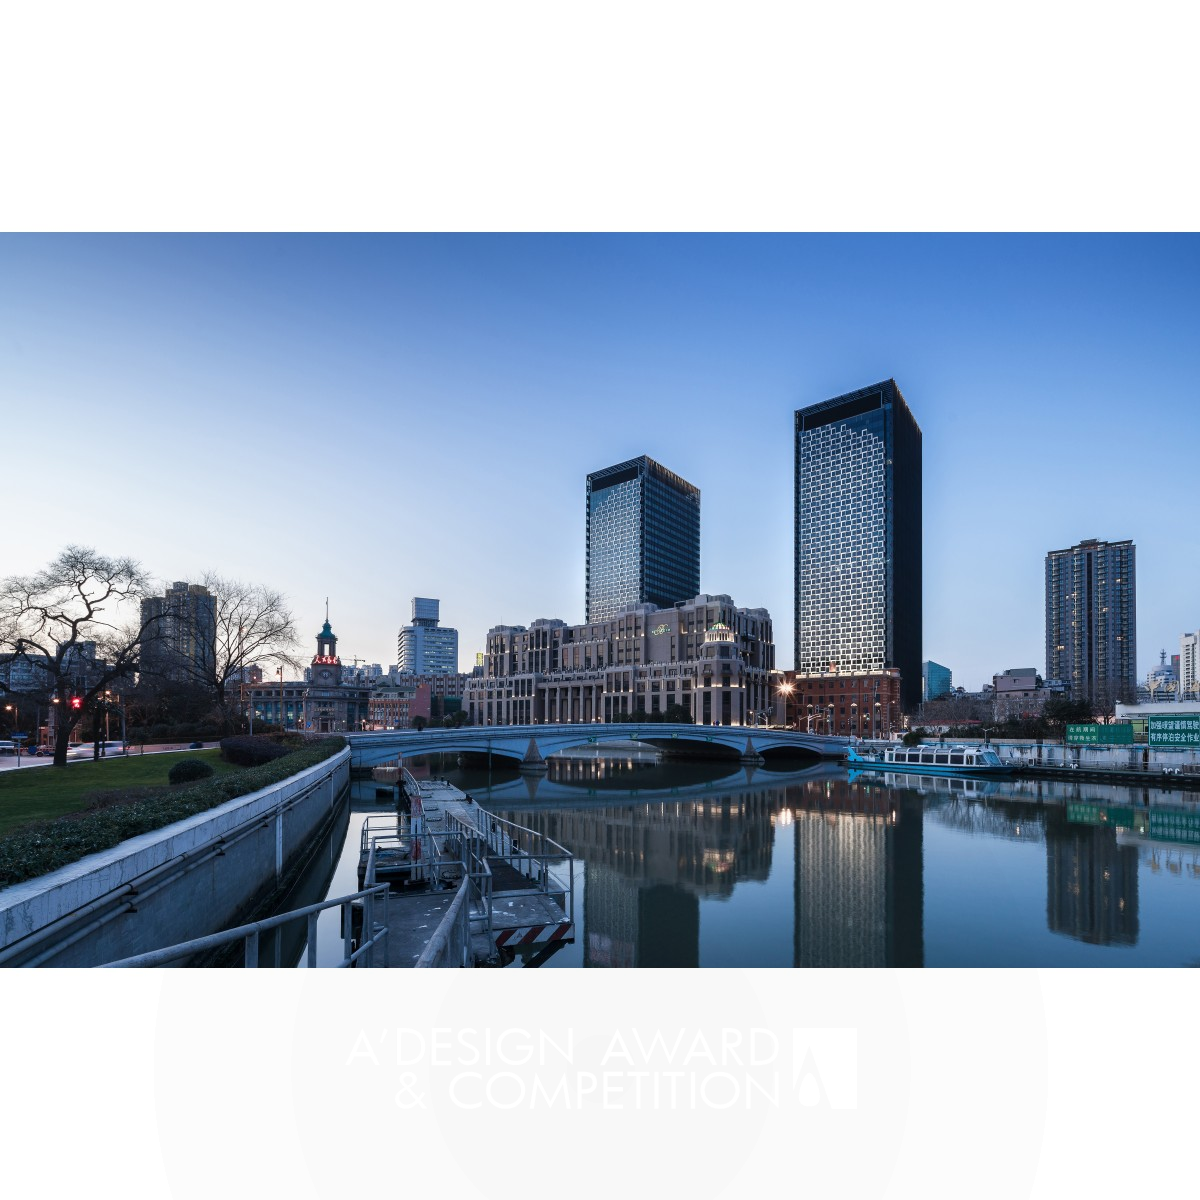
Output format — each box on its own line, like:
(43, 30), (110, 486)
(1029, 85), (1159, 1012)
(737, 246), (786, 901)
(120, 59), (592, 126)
(1, 233), (1197, 690)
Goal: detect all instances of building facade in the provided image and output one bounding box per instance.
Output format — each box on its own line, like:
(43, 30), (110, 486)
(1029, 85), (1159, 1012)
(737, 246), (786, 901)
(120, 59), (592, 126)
(464, 594), (774, 727)
(585, 456), (700, 624)
(923, 660), (952, 701)
(139, 582), (217, 685)
(794, 380), (922, 711)
(396, 597), (459, 675)
(1181, 632), (1200, 700)
(248, 616), (371, 732)
(781, 667), (902, 738)
(1045, 538), (1136, 710)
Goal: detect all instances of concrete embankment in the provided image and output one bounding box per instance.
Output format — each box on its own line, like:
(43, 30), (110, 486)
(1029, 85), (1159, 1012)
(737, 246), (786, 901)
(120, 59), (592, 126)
(983, 739), (1200, 791)
(0, 747), (351, 967)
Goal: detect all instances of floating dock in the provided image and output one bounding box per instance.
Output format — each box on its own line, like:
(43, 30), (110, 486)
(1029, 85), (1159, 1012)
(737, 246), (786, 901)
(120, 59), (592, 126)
(359, 773), (575, 967)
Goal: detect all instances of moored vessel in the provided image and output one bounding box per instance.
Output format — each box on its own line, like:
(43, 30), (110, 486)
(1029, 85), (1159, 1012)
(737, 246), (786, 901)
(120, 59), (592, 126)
(846, 742), (1015, 776)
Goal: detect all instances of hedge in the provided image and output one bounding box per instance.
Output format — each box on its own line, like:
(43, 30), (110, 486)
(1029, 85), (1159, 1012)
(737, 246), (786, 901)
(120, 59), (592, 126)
(168, 758), (215, 785)
(0, 737), (346, 890)
(218, 733), (308, 767)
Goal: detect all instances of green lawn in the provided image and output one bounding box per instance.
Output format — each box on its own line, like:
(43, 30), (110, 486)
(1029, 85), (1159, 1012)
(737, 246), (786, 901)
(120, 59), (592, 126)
(0, 750), (241, 837)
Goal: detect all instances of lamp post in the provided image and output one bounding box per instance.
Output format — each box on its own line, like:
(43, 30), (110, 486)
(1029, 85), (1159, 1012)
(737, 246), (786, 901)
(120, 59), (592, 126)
(278, 666), (286, 732)
(778, 681), (794, 730)
(4, 703), (20, 766)
(851, 700), (858, 739)
(806, 703), (813, 733)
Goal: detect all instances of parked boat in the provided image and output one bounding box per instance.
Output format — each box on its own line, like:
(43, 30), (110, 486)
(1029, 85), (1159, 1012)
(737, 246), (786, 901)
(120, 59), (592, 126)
(846, 742), (1015, 776)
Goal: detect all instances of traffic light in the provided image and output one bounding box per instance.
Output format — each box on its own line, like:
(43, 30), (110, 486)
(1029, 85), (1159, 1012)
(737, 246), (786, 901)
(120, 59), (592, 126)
(69, 696), (83, 711)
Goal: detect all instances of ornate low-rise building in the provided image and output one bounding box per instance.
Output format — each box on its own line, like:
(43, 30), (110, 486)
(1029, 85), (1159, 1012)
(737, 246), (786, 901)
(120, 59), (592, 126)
(464, 594), (775, 727)
(248, 614), (371, 733)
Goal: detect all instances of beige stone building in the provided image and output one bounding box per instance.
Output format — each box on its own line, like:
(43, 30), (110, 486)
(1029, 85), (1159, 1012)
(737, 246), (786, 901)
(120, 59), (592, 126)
(464, 594), (775, 727)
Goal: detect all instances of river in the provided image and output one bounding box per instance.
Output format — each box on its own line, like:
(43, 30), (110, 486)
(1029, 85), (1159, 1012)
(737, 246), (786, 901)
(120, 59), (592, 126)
(297, 752), (1200, 967)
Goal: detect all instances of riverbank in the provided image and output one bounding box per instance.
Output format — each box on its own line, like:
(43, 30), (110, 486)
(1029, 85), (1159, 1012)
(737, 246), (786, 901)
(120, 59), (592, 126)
(0, 749), (240, 836)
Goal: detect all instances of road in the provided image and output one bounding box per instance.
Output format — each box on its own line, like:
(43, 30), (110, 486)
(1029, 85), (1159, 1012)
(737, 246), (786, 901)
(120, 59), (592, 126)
(0, 743), (216, 772)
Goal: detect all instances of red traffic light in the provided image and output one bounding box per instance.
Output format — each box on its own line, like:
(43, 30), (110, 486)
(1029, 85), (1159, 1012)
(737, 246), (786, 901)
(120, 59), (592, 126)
(69, 696), (83, 710)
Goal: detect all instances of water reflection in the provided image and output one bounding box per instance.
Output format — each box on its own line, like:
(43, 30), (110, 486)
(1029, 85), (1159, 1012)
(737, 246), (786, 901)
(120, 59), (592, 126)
(341, 753), (1200, 967)
(1046, 823), (1138, 946)
(791, 787), (923, 967)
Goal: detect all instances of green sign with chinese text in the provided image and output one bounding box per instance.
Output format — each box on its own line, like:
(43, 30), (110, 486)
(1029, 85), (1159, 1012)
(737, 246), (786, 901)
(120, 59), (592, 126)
(1148, 714), (1200, 748)
(1066, 723), (1132, 745)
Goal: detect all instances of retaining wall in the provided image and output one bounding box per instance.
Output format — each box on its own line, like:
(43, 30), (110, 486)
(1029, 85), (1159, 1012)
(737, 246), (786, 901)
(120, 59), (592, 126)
(0, 747), (351, 967)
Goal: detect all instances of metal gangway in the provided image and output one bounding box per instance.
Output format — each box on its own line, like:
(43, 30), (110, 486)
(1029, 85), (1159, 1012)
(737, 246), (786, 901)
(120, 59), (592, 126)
(360, 770), (576, 965)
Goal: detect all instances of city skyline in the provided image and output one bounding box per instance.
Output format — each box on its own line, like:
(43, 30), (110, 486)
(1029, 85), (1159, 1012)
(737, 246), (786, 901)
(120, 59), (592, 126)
(3, 234), (1198, 690)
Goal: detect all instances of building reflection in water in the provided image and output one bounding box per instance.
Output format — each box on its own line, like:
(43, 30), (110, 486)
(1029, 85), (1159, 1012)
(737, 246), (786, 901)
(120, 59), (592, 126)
(499, 788), (777, 967)
(790, 778), (924, 967)
(1046, 821), (1139, 946)
(497, 769), (927, 967)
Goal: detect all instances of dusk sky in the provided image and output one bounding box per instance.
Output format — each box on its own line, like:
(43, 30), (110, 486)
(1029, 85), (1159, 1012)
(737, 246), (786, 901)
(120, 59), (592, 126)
(2, 233), (1196, 689)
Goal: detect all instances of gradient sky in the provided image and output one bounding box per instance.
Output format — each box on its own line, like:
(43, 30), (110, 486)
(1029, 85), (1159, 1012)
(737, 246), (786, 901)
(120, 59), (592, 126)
(2, 234), (1196, 690)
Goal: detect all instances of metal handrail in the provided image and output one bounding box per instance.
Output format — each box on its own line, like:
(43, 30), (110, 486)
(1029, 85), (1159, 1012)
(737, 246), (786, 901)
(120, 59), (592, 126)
(414, 877), (472, 968)
(98, 883), (390, 968)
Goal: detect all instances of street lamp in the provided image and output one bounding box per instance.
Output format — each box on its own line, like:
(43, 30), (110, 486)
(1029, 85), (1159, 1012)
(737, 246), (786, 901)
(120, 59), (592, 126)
(778, 681), (794, 730)
(4, 703), (21, 767)
(806, 703), (813, 733)
(826, 703), (834, 735)
(851, 700), (858, 739)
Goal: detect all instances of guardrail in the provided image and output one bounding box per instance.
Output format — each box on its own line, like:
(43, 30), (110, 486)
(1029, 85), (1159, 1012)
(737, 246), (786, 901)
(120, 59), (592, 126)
(98, 883), (390, 968)
(413, 877), (472, 968)
(452, 808), (575, 927)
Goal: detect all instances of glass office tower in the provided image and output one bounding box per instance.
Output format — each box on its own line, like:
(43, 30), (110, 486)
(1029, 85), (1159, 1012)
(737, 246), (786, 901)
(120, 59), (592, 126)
(585, 456), (700, 623)
(794, 380), (923, 711)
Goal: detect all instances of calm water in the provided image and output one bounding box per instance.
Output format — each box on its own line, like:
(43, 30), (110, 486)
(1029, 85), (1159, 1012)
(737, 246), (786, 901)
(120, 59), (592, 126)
(310, 754), (1200, 967)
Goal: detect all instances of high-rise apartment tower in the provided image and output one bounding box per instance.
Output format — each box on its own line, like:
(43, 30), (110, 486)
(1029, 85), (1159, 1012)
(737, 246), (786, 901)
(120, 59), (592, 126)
(585, 455), (700, 624)
(794, 380), (923, 710)
(139, 582), (217, 685)
(1045, 538), (1136, 709)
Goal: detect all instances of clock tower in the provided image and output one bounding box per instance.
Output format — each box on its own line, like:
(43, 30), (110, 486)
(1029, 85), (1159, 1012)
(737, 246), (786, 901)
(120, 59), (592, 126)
(312, 615), (343, 686)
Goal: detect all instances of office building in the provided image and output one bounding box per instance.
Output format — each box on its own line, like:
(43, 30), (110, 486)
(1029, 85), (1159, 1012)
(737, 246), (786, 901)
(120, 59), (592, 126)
(923, 660), (952, 701)
(1045, 538), (1136, 709)
(585, 456), (700, 624)
(464, 593), (774, 727)
(396, 597), (459, 675)
(139, 582), (217, 685)
(794, 380), (923, 711)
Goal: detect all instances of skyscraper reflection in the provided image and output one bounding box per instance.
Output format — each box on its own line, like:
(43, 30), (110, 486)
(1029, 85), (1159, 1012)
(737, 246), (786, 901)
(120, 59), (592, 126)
(1046, 820), (1139, 945)
(790, 780), (924, 967)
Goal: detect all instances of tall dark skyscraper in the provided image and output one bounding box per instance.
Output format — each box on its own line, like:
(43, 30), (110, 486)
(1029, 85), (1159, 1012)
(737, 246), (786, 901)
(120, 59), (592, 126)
(794, 380), (923, 710)
(585, 455), (700, 624)
(1045, 537), (1136, 709)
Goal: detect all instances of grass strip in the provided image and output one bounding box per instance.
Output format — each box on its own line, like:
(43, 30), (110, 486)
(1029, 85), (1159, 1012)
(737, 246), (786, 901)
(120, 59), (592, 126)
(0, 738), (345, 889)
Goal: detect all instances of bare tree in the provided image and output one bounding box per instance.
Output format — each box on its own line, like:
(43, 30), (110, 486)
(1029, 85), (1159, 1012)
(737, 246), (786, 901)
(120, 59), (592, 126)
(186, 572), (302, 726)
(0, 547), (163, 766)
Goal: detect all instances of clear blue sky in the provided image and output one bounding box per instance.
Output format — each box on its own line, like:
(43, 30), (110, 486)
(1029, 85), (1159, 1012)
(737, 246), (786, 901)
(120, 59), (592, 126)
(2, 234), (1196, 689)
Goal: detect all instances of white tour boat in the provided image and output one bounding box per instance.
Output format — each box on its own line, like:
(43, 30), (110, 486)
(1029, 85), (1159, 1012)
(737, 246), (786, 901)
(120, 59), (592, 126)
(846, 742), (1015, 776)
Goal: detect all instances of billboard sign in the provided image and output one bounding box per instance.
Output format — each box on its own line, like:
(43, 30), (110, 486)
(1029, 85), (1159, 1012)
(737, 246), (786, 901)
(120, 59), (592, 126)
(1066, 723), (1133, 745)
(1148, 714), (1200, 748)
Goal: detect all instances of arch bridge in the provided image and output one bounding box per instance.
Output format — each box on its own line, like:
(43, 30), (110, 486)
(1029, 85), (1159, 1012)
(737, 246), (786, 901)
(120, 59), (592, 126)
(346, 723), (849, 771)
